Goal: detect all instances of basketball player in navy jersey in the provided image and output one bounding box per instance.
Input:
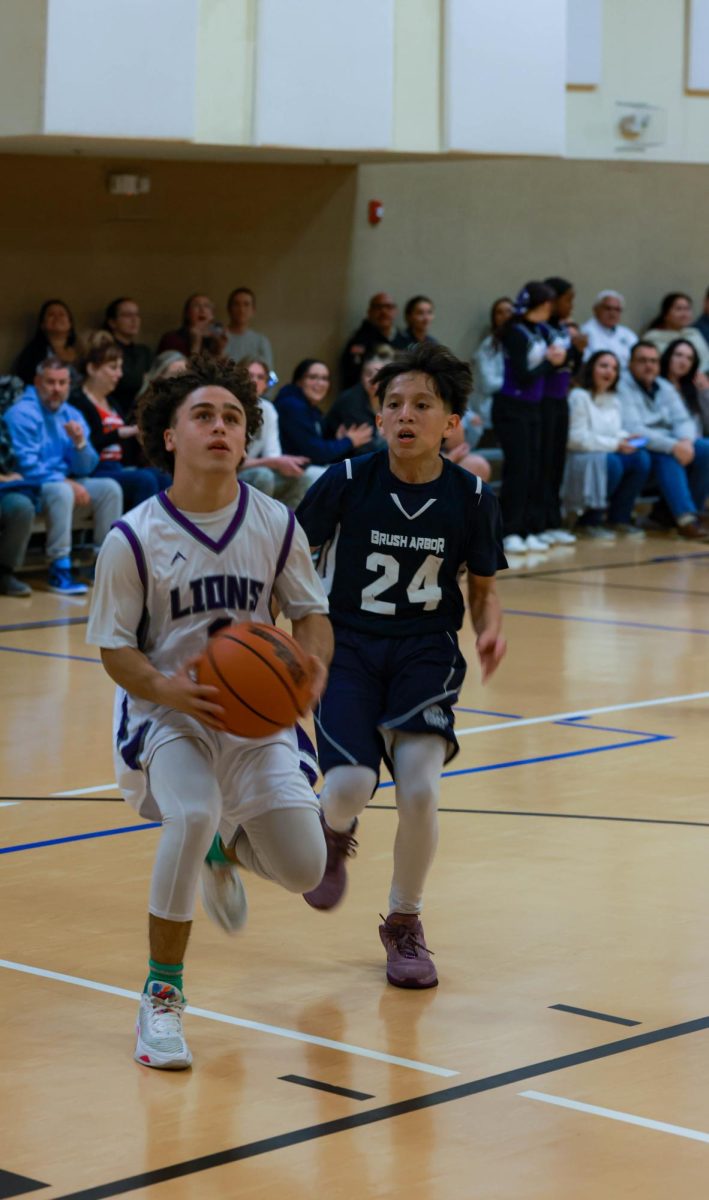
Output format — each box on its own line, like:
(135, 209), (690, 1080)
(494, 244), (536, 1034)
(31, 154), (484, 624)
(296, 342), (506, 988)
(87, 355), (332, 1069)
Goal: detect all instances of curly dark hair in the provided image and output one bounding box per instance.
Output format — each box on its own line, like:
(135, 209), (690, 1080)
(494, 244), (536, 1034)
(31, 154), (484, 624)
(137, 353), (263, 474)
(373, 341), (472, 417)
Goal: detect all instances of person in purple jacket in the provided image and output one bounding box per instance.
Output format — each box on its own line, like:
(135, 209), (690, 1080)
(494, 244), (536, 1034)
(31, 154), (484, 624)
(492, 282), (566, 556)
(275, 359), (373, 468)
(537, 276), (584, 547)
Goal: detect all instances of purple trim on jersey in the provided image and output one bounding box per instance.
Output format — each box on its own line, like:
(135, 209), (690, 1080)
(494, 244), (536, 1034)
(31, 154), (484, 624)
(275, 509), (296, 577)
(157, 485), (250, 554)
(296, 723), (319, 788)
(119, 720), (152, 771)
(114, 520), (147, 590)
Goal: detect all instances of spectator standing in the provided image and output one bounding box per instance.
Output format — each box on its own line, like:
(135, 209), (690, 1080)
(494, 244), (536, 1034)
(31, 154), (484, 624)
(323, 348), (392, 453)
(403, 296), (438, 345)
(238, 356), (319, 507)
(276, 359), (373, 467)
(13, 299), (79, 385)
(224, 288), (274, 367)
(103, 298), (153, 425)
(157, 294), (226, 359)
(340, 293), (409, 389)
(660, 338), (709, 436)
(492, 282), (564, 555)
(0, 375), (35, 596)
(693, 287), (709, 346)
(537, 277), (582, 547)
(564, 351), (650, 539)
(581, 291), (638, 368)
(619, 342), (709, 540)
(6, 357), (122, 593)
(471, 296), (514, 438)
(644, 293), (709, 371)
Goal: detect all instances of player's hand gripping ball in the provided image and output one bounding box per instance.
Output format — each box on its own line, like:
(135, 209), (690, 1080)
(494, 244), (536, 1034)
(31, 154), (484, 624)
(196, 622), (312, 737)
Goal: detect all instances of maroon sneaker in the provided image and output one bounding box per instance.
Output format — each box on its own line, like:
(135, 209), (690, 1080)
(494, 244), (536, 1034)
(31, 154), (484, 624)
(303, 811), (358, 910)
(378, 913), (438, 989)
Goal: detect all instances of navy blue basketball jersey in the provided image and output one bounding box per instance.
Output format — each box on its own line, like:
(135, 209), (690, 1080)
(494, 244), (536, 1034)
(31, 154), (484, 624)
(296, 451), (506, 637)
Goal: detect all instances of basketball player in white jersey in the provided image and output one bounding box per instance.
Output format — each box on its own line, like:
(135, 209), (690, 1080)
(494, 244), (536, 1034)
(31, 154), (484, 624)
(87, 354), (332, 1070)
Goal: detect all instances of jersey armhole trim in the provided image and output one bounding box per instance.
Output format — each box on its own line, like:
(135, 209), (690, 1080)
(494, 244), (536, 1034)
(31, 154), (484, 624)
(345, 457), (353, 480)
(113, 520), (147, 592)
(275, 508), (296, 577)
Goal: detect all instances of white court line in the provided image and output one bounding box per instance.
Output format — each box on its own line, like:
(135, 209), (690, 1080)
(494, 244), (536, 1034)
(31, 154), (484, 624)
(0, 801), (19, 807)
(521, 1089), (709, 1145)
(457, 690), (709, 737)
(52, 783), (119, 797)
(0, 958), (457, 1077)
(52, 690), (709, 798)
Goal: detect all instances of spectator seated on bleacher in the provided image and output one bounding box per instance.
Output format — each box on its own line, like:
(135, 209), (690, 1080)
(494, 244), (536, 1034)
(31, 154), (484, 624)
(157, 293), (226, 360)
(619, 341), (709, 541)
(659, 338), (709, 437)
(564, 351), (650, 540)
(0, 375), (36, 596)
(103, 298), (153, 435)
(471, 296), (514, 441)
(276, 359), (373, 470)
(581, 290), (637, 368)
(644, 293), (709, 372)
(5, 356), (122, 594)
(340, 293), (410, 389)
(323, 348), (392, 454)
(70, 332), (168, 511)
(224, 288), (274, 369)
(13, 298), (80, 386)
(403, 295), (439, 345)
(237, 356), (321, 508)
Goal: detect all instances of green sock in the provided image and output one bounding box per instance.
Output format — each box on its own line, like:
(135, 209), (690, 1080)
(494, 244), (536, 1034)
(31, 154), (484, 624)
(205, 833), (232, 865)
(145, 958), (184, 994)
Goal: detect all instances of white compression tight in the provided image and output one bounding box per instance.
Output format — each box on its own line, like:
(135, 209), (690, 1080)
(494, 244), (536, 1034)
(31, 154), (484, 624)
(320, 732), (447, 915)
(147, 738), (325, 922)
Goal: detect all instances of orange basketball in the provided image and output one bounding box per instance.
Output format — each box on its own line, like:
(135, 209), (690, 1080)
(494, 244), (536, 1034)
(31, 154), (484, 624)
(196, 621), (312, 738)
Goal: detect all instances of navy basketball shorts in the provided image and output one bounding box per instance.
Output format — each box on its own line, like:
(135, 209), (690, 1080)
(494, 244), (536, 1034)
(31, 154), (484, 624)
(315, 626), (467, 777)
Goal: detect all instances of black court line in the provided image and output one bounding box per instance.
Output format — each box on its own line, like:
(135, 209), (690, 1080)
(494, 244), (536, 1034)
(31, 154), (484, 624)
(550, 1003), (640, 1027)
(49, 1015), (709, 1200)
(0, 617), (88, 634)
(368, 804), (709, 830)
(500, 550), (709, 582)
(279, 1075), (373, 1101)
(507, 576), (709, 598)
(0, 1168), (48, 1197)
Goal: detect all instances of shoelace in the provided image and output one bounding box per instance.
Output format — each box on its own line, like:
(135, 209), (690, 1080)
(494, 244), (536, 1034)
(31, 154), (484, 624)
(379, 915), (434, 959)
(328, 826), (358, 859)
(148, 999), (185, 1037)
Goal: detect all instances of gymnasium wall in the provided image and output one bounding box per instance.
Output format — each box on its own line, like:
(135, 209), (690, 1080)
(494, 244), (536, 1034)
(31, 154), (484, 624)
(1, 151), (707, 382)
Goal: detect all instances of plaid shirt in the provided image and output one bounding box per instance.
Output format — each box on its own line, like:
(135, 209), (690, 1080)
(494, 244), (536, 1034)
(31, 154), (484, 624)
(0, 376), (26, 475)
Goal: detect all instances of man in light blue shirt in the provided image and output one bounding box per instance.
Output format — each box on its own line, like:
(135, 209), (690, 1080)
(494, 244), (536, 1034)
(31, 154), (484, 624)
(6, 356), (122, 593)
(618, 341), (709, 540)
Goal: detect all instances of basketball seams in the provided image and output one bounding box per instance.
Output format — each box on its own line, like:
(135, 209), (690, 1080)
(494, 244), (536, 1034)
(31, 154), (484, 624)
(205, 641), (283, 727)
(218, 631), (303, 713)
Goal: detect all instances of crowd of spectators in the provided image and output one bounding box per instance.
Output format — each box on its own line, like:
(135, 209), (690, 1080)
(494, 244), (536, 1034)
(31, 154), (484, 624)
(2, 282), (709, 596)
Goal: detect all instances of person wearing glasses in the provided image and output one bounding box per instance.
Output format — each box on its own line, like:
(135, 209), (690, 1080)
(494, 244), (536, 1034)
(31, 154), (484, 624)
(275, 359), (373, 469)
(340, 293), (409, 389)
(581, 291), (638, 369)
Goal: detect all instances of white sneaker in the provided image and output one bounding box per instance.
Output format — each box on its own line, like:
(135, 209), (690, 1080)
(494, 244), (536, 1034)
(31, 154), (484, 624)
(135, 982), (192, 1070)
(524, 535), (549, 552)
(503, 534), (527, 554)
(200, 860), (248, 933)
(541, 528), (577, 545)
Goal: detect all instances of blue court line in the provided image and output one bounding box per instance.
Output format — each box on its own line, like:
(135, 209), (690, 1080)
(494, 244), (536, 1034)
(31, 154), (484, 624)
(0, 725), (669, 856)
(0, 822), (160, 855)
(453, 706), (522, 719)
(0, 644), (99, 664)
(504, 609), (709, 636)
(0, 616), (89, 634)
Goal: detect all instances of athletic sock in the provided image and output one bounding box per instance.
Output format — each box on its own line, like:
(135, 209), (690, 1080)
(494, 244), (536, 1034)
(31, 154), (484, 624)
(205, 832), (232, 865)
(144, 958), (184, 994)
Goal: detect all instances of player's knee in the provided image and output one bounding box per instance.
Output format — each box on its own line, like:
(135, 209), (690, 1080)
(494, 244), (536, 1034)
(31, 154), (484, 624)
(277, 841), (327, 893)
(398, 782), (438, 822)
(165, 802), (219, 848)
(323, 765), (376, 816)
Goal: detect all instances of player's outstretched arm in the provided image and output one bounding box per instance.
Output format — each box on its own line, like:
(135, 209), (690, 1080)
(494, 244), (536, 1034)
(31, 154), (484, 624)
(100, 646), (227, 730)
(466, 573), (507, 683)
(290, 613), (334, 709)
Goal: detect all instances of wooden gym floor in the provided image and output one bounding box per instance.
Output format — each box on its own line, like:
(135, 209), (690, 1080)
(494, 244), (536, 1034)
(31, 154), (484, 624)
(2, 535), (709, 1199)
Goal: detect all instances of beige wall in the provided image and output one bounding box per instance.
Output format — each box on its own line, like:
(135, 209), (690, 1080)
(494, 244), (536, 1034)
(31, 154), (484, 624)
(0, 155), (357, 383)
(2, 152), (709, 394)
(349, 156), (709, 358)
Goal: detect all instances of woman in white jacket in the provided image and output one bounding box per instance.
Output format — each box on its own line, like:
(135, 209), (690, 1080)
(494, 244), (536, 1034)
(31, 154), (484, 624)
(564, 351), (651, 538)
